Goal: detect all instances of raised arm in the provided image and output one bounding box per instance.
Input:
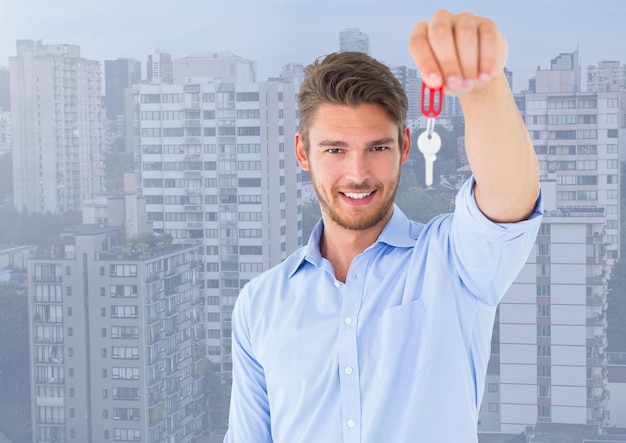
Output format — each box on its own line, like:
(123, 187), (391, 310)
(409, 10), (539, 223)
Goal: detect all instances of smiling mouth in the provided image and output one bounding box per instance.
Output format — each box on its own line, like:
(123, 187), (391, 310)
(342, 191), (374, 200)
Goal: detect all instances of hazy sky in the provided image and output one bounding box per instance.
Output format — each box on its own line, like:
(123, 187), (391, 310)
(1, 0), (625, 92)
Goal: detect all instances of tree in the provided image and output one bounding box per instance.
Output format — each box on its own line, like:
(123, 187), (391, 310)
(0, 284), (32, 443)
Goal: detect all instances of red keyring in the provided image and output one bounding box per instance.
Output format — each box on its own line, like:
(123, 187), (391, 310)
(421, 83), (444, 118)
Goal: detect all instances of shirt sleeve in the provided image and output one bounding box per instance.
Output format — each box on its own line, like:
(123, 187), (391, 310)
(223, 286), (273, 442)
(447, 176), (543, 306)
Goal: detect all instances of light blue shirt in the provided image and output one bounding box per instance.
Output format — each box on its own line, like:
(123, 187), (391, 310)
(224, 178), (543, 443)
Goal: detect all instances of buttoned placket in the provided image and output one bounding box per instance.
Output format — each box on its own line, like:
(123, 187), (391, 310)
(336, 254), (369, 443)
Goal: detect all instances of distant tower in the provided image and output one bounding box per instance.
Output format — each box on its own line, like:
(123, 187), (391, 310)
(587, 60), (626, 92)
(146, 50), (173, 84)
(339, 28), (370, 55)
(0, 66), (9, 112)
(104, 58), (141, 119)
(9, 40), (105, 213)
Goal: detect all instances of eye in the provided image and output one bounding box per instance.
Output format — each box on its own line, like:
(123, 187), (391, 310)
(326, 148), (343, 154)
(371, 146), (389, 152)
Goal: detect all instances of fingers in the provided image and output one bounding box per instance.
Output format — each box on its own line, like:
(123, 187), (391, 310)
(408, 10), (507, 95)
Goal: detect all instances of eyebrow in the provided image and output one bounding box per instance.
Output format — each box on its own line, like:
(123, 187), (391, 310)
(317, 137), (396, 148)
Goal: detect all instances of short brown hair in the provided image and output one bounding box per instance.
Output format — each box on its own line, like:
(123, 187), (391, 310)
(298, 51), (409, 148)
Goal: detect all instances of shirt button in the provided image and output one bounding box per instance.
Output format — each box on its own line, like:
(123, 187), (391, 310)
(334, 281), (340, 288)
(347, 419), (356, 428)
(344, 317), (353, 325)
(344, 366), (353, 375)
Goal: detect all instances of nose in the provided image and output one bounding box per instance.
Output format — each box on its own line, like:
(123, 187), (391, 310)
(345, 152), (371, 184)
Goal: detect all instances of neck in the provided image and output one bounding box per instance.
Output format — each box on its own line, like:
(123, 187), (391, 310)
(319, 216), (388, 283)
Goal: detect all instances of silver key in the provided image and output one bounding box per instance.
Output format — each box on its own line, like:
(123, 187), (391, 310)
(417, 128), (441, 187)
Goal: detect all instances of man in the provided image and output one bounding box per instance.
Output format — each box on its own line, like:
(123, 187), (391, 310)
(224, 10), (542, 443)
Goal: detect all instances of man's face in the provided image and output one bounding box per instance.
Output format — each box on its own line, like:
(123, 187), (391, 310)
(295, 103), (410, 233)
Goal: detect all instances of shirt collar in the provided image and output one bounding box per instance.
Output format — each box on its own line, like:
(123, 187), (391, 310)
(288, 205), (418, 278)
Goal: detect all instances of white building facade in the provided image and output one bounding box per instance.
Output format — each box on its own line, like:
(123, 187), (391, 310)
(9, 41), (105, 213)
(133, 77), (302, 375)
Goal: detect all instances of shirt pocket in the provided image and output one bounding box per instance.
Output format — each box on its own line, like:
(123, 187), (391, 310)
(375, 300), (432, 385)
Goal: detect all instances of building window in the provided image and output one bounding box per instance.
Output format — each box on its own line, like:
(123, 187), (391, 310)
(102, 369), (107, 378)
(69, 368), (74, 377)
(66, 286), (72, 296)
(537, 304), (551, 317)
(67, 327), (73, 336)
(538, 385), (551, 398)
(538, 405), (551, 418)
(537, 244), (550, 256)
(537, 285), (551, 296)
(537, 325), (551, 337)
(537, 365), (551, 377)
(102, 349), (107, 358)
(488, 383), (498, 393)
(538, 345), (551, 357)
(488, 403), (499, 412)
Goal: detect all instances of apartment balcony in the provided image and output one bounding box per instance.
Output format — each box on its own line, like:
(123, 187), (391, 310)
(184, 120), (201, 127)
(594, 335), (608, 348)
(591, 294), (608, 309)
(184, 188), (202, 195)
(593, 373), (608, 388)
(33, 275), (62, 283)
(36, 377), (65, 385)
(36, 396), (65, 407)
(184, 136), (201, 143)
(35, 337), (64, 345)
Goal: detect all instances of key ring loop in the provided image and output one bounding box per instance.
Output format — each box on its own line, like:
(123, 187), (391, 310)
(426, 118), (436, 137)
(421, 83), (444, 118)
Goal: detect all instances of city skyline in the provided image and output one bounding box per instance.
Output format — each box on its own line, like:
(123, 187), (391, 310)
(1, 0), (625, 92)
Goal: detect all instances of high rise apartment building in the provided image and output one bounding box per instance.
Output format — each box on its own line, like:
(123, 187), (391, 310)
(28, 225), (207, 443)
(9, 40), (105, 213)
(587, 60), (626, 93)
(477, 55), (624, 434)
(388, 65), (420, 120)
(133, 74), (302, 375)
(339, 28), (370, 55)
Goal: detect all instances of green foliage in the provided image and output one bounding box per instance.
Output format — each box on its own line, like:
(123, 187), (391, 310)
(104, 149), (133, 191)
(605, 161), (626, 351)
(0, 284), (32, 443)
(302, 198), (321, 241)
(205, 368), (230, 436)
(0, 208), (81, 251)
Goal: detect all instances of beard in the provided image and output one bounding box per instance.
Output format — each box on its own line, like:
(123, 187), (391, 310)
(309, 167), (400, 232)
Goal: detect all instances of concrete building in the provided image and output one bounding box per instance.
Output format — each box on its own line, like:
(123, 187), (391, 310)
(476, 52), (624, 434)
(388, 65), (420, 120)
(132, 73), (302, 375)
(147, 51), (174, 85)
(9, 40), (105, 213)
(28, 224), (207, 443)
(173, 51), (256, 85)
(104, 58), (141, 120)
(339, 28), (370, 55)
(82, 174), (151, 237)
(0, 66), (9, 112)
(587, 61), (626, 93)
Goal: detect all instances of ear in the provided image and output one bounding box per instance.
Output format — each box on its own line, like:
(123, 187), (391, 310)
(400, 126), (411, 164)
(295, 132), (310, 171)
